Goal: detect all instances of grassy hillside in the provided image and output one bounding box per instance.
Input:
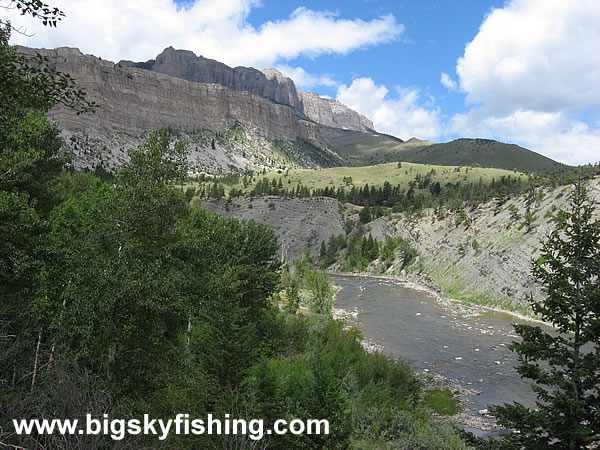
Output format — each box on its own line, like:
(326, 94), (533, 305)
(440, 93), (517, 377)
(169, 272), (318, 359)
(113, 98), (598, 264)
(318, 127), (567, 174)
(275, 162), (523, 191)
(389, 138), (570, 173)
(319, 126), (433, 166)
(186, 161), (527, 197)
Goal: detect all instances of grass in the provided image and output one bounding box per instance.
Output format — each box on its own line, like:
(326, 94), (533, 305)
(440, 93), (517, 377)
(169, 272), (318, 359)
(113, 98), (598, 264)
(424, 388), (461, 416)
(394, 138), (570, 174)
(321, 127), (567, 173)
(421, 256), (535, 317)
(186, 161), (526, 197)
(279, 163), (521, 190)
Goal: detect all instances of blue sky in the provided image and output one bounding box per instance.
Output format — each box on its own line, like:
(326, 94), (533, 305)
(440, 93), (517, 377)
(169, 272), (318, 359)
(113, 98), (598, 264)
(7, 0), (600, 165)
(244, 1), (504, 116)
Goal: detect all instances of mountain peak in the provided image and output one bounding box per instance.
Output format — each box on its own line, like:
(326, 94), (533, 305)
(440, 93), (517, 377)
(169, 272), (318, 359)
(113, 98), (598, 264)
(120, 47), (375, 133)
(262, 68), (288, 82)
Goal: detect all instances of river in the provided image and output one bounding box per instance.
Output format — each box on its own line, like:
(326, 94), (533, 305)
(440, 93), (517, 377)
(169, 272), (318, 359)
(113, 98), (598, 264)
(333, 275), (554, 423)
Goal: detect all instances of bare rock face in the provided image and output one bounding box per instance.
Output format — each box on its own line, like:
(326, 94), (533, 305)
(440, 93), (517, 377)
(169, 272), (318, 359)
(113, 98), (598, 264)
(298, 91), (374, 133)
(202, 196), (346, 262)
(16, 46), (378, 171)
(18, 46), (320, 143)
(122, 47), (375, 133)
(146, 47), (304, 112)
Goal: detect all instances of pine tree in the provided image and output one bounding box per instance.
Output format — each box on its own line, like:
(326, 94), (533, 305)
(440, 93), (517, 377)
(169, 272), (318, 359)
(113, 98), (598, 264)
(491, 180), (600, 449)
(359, 205), (371, 224)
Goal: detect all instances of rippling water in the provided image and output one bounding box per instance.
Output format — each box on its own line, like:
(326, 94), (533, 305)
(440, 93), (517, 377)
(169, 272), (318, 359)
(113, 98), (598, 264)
(333, 275), (554, 413)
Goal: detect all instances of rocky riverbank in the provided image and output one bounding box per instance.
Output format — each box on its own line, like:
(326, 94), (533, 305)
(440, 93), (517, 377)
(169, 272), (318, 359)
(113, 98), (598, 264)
(330, 270), (552, 326)
(331, 274), (514, 434)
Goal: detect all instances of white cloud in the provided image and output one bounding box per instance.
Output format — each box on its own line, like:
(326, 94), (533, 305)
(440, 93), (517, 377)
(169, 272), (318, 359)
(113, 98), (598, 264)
(337, 78), (441, 140)
(457, 0), (600, 115)
(275, 65), (338, 89)
(5, 1), (403, 68)
(440, 72), (457, 91)
(450, 0), (600, 165)
(450, 108), (600, 166)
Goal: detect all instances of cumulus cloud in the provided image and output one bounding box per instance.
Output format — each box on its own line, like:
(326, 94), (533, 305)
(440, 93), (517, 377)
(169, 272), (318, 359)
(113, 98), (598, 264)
(275, 65), (338, 89)
(450, 108), (600, 166)
(450, 0), (600, 164)
(337, 78), (441, 140)
(5, 0), (403, 68)
(457, 0), (600, 115)
(440, 72), (457, 91)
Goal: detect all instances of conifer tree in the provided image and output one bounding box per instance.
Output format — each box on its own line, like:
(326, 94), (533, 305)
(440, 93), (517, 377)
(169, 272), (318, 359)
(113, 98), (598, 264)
(491, 180), (600, 449)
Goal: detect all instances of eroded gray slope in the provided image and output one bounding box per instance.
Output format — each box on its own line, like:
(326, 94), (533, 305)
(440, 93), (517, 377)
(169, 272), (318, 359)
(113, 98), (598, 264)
(202, 196), (346, 262)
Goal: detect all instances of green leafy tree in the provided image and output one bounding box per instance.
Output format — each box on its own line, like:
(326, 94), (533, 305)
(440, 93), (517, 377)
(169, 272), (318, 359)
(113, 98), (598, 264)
(1, 3), (96, 404)
(1, 5), (104, 446)
(37, 130), (190, 397)
(4, 0), (64, 28)
(284, 278), (301, 314)
(307, 271), (333, 314)
(179, 207), (280, 388)
(491, 181), (600, 449)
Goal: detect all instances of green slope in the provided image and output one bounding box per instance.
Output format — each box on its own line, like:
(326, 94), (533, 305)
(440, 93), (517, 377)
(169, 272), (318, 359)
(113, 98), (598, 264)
(188, 161), (527, 196)
(391, 138), (570, 173)
(319, 127), (568, 174)
(318, 126), (409, 165)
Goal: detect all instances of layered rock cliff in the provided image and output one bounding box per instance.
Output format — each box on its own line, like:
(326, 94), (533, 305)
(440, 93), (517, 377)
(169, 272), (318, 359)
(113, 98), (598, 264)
(18, 46), (346, 171)
(17, 46), (379, 172)
(298, 91), (374, 132)
(121, 47), (373, 133)
(19, 46), (318, 141)
(127, 47), (304, 112)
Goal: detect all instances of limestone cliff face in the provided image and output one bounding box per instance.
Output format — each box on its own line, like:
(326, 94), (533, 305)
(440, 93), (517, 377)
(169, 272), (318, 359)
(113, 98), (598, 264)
(298, 91), (374, 133)
(18, 46), (320, 143)
(16, 46), (380, 172)
(146, 47), (304, 112)
(121, 47), (374, 133)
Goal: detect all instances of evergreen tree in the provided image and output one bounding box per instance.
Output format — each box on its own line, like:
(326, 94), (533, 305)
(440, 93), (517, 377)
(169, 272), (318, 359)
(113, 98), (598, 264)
(491, 180), (600, 449)
(359, 205), (371, 224)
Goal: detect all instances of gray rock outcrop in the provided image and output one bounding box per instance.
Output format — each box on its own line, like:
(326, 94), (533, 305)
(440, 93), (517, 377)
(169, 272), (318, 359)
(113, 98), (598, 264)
(298, 91), (374, 132)
(202, 196), (346, 262)
(120, 47), (375, 133)
(144, 47), (304, 112)
(18, 46), (320, 143)
(17, 45), (380, 171)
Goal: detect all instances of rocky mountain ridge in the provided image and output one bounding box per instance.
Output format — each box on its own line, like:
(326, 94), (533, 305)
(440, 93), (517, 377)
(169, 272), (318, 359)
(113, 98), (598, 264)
(120, 47), (374, 133)
(18, 45), (374, 172)
(19, 46), (319, 140)
(120, 47), (303, 113)
(17, 46), (355, 172)
(18, 46), (565, 175)
(298, 91), (374, 133)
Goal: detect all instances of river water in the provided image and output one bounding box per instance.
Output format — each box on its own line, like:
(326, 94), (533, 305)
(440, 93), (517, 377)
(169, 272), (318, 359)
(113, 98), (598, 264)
(333, 275), (554, 416)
